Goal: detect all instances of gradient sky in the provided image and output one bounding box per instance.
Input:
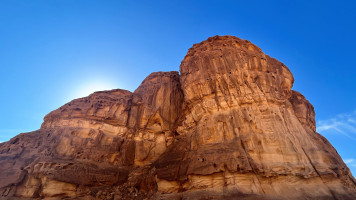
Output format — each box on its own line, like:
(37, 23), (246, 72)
(0, 0), (355, 174)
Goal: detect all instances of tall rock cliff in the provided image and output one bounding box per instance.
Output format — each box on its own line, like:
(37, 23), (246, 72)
(1, 35), (355, 200)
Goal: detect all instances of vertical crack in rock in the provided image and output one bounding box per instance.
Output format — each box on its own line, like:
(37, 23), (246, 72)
(301, 147), (338, 199)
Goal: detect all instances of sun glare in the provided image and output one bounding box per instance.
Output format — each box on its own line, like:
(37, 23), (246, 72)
(71, 81), (117, 100)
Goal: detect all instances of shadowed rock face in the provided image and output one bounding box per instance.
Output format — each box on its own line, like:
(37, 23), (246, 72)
(1, 35), (355, 200)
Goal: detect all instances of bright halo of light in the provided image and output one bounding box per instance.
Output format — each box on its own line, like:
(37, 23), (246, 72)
(70, 81), (117, 100)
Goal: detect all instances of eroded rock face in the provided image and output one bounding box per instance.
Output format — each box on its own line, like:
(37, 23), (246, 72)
(1, 36), (355, 200)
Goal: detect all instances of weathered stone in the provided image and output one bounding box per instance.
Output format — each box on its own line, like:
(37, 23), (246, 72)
(155, 36), (356, 199)
(0, 35), (355, 199)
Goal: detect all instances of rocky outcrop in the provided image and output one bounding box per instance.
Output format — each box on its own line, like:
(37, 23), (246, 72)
(1, 35), (355, 199)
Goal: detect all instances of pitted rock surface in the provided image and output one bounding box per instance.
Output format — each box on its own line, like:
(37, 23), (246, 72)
(1, 36), (355, 200)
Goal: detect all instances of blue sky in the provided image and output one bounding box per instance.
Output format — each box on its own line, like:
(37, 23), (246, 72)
(0, 0), (355, 174)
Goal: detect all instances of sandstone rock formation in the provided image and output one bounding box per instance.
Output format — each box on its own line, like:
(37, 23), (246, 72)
(1, 35), (355, 199)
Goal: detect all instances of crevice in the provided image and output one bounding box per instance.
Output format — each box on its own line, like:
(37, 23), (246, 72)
(302, 147), (338, 200)
(238, 137), (266, 194)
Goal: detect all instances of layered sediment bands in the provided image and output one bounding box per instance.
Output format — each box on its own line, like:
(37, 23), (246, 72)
(41, 71), (183, 166)
(0, 71), (183, 199)
(1, 35), (356, 199)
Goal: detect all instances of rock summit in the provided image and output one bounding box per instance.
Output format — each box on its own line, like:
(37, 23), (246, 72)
(1, 36), (355, 199)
